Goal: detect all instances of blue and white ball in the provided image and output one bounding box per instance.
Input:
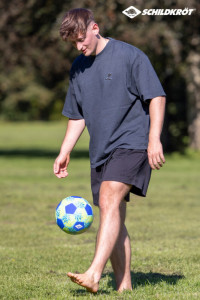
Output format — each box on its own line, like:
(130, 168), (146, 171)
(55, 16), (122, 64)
(55, 196), (93, 235)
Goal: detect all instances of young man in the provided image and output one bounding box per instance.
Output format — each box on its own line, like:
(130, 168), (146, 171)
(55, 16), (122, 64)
(54, 8), (166, 293)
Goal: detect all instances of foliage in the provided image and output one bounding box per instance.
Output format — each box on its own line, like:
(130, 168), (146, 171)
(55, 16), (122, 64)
(0, 0), (199, 150)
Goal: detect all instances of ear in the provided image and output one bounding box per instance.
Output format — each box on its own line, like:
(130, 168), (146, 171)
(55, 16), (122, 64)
(91, 23), (99, 35)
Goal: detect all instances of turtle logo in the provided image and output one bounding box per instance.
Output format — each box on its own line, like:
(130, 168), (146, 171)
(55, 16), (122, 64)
(122, 6), (142, 19)
(105, 73), (112, 80)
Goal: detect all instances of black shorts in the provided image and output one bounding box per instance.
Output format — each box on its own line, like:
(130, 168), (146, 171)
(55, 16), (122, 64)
(91, 148), (152, 206)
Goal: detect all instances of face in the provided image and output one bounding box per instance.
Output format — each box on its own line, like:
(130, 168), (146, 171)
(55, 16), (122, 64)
(69, 23), (99, 56)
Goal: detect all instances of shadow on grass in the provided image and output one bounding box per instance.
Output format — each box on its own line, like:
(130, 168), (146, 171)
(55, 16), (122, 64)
(69, 271), (184, 296)
(69, 288), (110, 296)
(134, 271), (184, 287)
(0, 148), (89, 159)
(106, 271), (184, 290)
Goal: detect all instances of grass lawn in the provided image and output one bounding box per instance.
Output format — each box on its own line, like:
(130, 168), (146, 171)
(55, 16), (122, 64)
(0, 121), (200, 300)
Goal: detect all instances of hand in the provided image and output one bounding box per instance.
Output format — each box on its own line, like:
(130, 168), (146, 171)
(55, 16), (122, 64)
(53, 153), (70, 178)
(147, 139), (165, 170)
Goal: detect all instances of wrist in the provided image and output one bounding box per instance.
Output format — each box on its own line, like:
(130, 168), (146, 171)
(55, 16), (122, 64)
(148, 135), (161, 142)
(59, 150), (70, 159)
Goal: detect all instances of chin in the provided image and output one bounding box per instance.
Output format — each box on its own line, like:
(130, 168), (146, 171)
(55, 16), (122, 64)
(83, 47), (95, 56)
(83, 50), (92, 56)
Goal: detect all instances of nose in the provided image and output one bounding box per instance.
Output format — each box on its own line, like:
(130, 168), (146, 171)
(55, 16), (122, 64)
(76, 42), (83, 51)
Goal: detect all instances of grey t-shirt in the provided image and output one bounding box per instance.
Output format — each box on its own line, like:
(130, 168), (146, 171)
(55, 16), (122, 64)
(62, 38), (166, 168)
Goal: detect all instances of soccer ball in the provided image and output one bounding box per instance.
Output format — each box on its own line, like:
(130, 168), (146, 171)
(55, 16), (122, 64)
(55, 196), (93, 235)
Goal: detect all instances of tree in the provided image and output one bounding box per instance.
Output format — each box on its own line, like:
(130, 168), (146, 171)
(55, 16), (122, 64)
(186, 52), (200, 149)
(0, 0), (199, 150)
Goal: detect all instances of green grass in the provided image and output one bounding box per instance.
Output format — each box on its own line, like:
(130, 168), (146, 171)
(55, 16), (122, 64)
(0, 121), (200, 300)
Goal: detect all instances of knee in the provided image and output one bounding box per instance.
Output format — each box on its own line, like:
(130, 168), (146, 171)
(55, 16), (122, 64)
(99, 182), (121, 213)
(99, 194), (112, 213)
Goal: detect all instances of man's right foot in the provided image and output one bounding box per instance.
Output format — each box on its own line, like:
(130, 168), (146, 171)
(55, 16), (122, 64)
(67, 271), (99, 293)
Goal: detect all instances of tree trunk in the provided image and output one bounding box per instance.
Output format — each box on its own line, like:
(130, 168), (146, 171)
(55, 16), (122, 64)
(186, 52), (200, 150)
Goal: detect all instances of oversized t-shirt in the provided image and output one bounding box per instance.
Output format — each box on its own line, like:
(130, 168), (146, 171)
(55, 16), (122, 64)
(62, 38), (166, 168)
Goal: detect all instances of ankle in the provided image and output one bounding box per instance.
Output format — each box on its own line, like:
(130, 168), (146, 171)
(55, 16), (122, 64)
(86, 268), (101, 284)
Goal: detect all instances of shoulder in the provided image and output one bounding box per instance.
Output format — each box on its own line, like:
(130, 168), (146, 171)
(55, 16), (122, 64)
(110, 38), (148, 62)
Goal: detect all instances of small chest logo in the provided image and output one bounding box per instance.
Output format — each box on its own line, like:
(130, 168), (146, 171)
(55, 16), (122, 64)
(105, 73), (112, 80)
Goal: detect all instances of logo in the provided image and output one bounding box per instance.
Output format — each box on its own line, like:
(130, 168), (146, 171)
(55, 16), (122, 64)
(122, 6), (196, 19)
(122, 6), (142, 19)
(75, 224), (83, 229)
(105, 73), (112, 80)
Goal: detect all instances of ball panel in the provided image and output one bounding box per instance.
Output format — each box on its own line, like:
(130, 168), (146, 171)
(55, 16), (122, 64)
(73, 221), (85, 231)
(75, 201), (85, 208)
(85, 204), (93, 216)
(62, 214), (76, 229)
(56, 218), (65, 230)
(84, 215), (93, 229)
(65, 203), (77, 214)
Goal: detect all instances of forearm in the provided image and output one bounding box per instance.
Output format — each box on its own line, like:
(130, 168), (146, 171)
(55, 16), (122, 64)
(149, 96), (166, 141)
(59, 118), (85, 157)
(148, 96), (166, 170)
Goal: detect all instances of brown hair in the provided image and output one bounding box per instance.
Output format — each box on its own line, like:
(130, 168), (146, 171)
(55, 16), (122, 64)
(60, 8), (95, 41)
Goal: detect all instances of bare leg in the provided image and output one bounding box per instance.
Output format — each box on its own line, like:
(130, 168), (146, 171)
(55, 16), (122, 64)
(110, 201), (132, 292)
(67, 181), (131, 293)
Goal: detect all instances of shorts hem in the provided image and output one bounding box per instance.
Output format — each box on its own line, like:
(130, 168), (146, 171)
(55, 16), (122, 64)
(102, 178), (147, 196)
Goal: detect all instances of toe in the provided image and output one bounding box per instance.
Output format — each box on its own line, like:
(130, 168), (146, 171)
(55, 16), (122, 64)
(67, 272), (77, 283)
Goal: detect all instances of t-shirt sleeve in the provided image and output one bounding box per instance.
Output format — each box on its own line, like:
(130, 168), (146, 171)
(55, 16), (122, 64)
(62, 71), (84, 119)
(131, 51), (166, 102)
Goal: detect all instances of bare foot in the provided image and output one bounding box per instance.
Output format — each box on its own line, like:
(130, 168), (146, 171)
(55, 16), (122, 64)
(67, 272), (99, 293)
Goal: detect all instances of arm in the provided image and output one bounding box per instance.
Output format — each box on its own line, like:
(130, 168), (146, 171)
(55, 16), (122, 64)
(148, 96), (166, 170)
(54, 118), (85, 178)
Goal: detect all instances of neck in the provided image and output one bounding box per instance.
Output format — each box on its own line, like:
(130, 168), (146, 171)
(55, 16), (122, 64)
(95, 36), (109, 55)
